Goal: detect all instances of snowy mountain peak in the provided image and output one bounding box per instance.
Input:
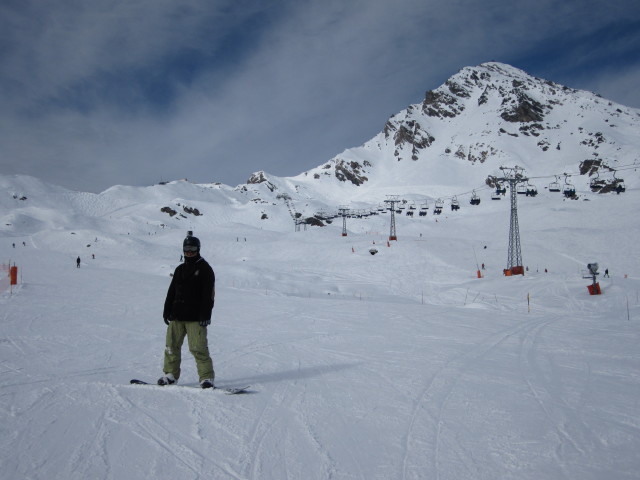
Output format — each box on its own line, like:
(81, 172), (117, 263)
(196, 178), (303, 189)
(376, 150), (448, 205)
(293, 62), (638, 203)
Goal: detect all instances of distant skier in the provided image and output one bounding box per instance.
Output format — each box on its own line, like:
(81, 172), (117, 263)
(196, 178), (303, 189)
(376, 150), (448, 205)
(604, 268), (610, 278)
(159, 235), (216, 389)
(76, 256), (81, 268)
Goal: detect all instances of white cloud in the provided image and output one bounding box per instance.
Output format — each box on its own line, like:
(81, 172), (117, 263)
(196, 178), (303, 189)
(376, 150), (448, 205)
(583, 65), (640, 109)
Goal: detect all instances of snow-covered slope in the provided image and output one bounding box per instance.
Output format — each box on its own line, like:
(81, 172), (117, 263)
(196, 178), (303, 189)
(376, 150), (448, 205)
(2, 168), (639, 480)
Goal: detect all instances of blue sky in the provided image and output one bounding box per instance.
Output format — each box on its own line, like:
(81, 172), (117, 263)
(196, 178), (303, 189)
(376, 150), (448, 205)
(1, 0), (639, 192)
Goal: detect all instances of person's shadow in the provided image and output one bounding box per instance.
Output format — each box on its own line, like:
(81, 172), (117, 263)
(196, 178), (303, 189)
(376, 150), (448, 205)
(224, 362), (361, 392)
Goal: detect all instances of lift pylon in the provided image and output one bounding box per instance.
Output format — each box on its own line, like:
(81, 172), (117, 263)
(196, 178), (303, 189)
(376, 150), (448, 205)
(338, 206), (350, 237)
(497, 166), (527, 276)
(384, 196), (401, 241)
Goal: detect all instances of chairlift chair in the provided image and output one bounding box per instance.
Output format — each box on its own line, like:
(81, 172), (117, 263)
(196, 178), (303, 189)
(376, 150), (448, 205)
(563, 183), (576, 198)
(613, 171), (626, 194)
(470, 191), (481, 205)
(451, 196), (460, 211)
(516, 184), (528, 195)
(549, 177), (561, 192)
(562, 175), (575, 197)
(434, 198), (444, 215)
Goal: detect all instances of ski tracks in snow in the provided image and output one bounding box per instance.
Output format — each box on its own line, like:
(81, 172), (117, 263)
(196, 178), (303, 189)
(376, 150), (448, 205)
(236, 356), (365, 480)
(239, 380), (299, 479)
(401, 315), (559, 480)
(517, 318), (609, 475)
(113, 385), (246, 479)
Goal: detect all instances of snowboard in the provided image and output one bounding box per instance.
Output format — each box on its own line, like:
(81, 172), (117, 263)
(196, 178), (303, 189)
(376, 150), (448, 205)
(130, 379), (250, 395)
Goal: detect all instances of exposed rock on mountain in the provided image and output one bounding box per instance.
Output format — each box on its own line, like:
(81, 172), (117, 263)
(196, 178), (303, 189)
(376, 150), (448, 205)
(246, 171), (277, 191)
(334, 159), (369, 185)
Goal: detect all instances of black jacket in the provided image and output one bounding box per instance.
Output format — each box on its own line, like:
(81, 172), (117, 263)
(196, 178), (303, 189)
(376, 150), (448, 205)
(163, 256), (215, 322)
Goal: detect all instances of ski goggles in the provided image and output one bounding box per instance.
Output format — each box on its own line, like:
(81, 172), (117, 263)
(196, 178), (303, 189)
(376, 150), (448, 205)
(183, 246), (199, 252)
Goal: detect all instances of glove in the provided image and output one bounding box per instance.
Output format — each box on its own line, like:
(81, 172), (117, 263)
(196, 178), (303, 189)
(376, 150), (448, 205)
(199, 318), (211, 327)
(164, 317), (171, 326)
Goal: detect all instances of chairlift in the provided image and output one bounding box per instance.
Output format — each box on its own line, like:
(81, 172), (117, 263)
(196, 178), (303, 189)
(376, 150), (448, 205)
(419, 202), (428, 216)
(491, 191), (502, 200)
(563, 186), (576, 198)
(495, 183), (507, 195)
(614, 171), (626, 194)
(525, 184), (538, 197)
(589, 170), (601, 191)
(549, 176), (561, 192)
(563, 175), (576, 198)
(434, 198), (444, 215)
(516, 184), (528, 195)
(470, 191), (481, 205)
(451, 196), (460, 211)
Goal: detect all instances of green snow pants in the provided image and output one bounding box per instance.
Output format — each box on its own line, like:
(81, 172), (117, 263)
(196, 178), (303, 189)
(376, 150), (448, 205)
(163, 321), (214, 382)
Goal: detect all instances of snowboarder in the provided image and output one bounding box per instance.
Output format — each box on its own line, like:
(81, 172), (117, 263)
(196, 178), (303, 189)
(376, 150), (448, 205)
(76, 256), (81, 268)
(159, 235), (216, 389)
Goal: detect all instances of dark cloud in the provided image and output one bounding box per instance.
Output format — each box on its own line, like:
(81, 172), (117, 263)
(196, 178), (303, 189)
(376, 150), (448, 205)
(1, 0), (639, 192)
